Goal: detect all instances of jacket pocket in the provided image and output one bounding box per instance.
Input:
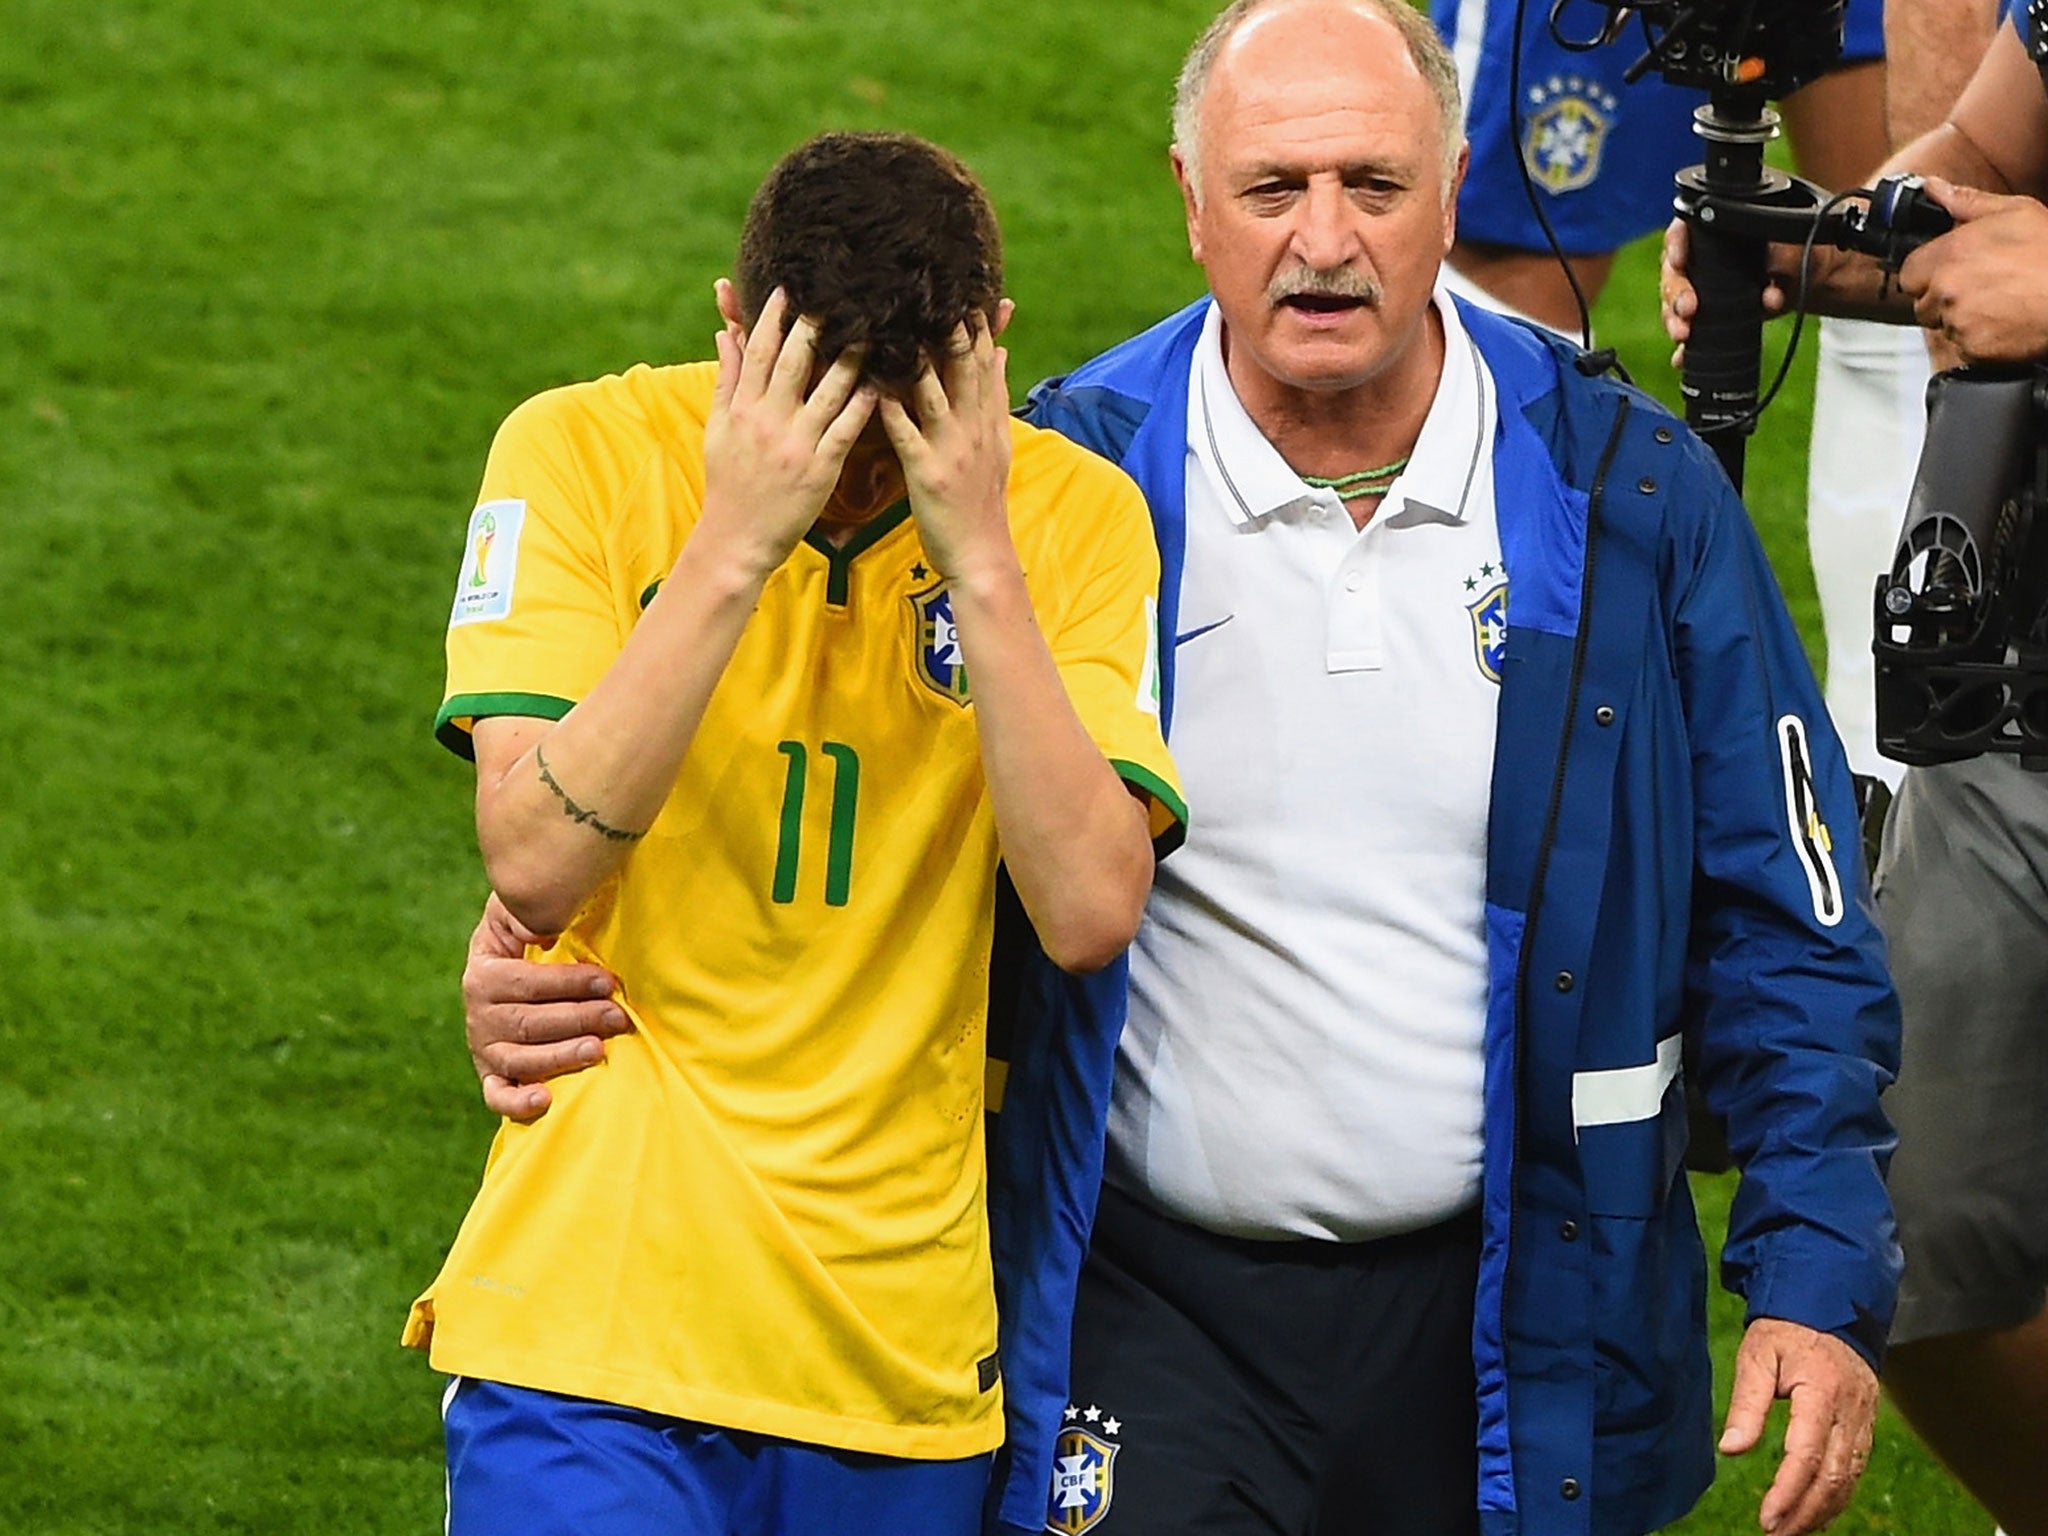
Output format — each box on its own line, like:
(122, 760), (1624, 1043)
(1576, 1077), (1687, 1217)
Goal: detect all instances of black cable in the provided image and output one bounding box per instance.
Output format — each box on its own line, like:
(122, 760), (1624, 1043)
(1548, 0), (1615, 52)
(1694, 185), (1862, 441)
(1629, 4), (1693, 82)
(1508, 0), (1602, 356)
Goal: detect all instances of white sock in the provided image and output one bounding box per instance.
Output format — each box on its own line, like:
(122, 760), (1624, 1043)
(1806, 316), (1932, 788)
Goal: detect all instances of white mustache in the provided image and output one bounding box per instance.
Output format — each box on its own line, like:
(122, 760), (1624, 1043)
(1266, 265), (1381, 306)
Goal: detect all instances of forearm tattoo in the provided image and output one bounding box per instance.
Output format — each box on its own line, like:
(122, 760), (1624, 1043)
(535, 743), (645, 843)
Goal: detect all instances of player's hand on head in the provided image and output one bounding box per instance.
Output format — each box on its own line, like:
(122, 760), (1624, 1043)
(1717, 1317), (1879, 1536)
(699, 282), (878, 580)
(1897, 179), (2048, 364)
(878, 307), (1016, 583)
(464, 892), (631, 1123)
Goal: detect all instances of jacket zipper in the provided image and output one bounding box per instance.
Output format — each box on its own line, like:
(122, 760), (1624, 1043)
(1501, 392), (1633, 1511)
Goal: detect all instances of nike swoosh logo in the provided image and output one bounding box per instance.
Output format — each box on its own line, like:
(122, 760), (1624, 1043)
(1174, 615), (1235, 646)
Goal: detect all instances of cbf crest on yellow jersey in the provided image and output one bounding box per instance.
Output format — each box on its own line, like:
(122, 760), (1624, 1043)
(408, 361), (1184, 1462)
(910, 579), (973, 705)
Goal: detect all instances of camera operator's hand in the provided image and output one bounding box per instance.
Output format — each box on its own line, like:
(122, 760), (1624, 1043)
(1658, 218), (1802, 365)
(1897, 177), (2048, 363)
(1659, 216), (1917, 366)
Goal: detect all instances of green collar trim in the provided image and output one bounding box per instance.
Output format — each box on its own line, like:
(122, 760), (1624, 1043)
(805, 498), (913, 606)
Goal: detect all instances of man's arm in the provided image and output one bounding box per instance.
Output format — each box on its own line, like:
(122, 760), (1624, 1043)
(477, 294), (876, 934)
(1660, 440), (1902, 1536)
(878, 315), (1156, 974)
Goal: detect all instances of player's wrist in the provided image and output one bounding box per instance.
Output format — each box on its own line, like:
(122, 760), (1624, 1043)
(675, 509), (797, 592)
(926, 536), (1025, 603)
(913, 494), (1015, 579)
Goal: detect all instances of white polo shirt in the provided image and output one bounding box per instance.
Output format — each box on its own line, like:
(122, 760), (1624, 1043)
(1106, 290), (1503, 1242)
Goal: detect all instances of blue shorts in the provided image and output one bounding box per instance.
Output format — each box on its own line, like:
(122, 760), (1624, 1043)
(443, 1378), (994, 1536)
(1437, 0), (1886, 252)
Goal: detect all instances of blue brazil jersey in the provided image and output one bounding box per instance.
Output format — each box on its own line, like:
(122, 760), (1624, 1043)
(1438, 0), (1886, 252)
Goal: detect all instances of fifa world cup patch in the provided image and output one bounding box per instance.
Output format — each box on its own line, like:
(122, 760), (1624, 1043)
(1521, 76), (1619, 196)
(450, 498), (526, 627)
(1136, 594), (1162, 718)
(1463, 563), (1509, 684)
(910, 579), (972, 705)
(1046, 1404), (1122, 1534)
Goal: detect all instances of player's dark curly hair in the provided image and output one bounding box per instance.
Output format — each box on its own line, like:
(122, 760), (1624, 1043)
(733, 132), (1004, 394)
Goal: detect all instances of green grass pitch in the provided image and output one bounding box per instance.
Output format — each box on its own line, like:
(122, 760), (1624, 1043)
(0, 0), (1992, 1530)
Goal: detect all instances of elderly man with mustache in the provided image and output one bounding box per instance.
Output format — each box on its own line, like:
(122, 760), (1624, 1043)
(461, 4), (1902, 1534)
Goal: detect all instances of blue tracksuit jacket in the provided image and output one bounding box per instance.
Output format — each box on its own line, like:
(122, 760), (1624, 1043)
(982, 297), (1902, 1536)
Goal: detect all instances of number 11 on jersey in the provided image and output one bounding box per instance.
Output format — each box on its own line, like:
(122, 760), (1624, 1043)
(772, 740), (860, 907)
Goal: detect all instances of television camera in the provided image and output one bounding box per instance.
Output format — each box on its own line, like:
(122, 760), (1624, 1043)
(1555, 1), (2048, 767)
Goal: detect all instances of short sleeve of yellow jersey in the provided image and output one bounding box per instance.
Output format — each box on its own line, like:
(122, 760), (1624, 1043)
(436, 389), (629, 759)
(1013, 426), (1187, 855)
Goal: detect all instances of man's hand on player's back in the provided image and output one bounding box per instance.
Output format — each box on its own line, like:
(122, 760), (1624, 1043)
(463, 892), (629, 1122)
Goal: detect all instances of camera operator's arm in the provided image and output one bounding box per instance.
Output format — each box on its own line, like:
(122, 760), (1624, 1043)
(1664, 16), (2048, 343)
(1905, 8), (2048, 200)
(1888, 0), (2003, 371)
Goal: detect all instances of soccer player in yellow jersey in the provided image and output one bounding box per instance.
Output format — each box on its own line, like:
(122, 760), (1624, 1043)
(407, 132), (1184, 1536)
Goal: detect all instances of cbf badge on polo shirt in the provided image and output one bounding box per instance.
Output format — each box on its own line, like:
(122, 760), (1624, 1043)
(1465, 562), (1509, 685)
(910, 579), (972, 705)
(1047, 1405), (1122, 1533)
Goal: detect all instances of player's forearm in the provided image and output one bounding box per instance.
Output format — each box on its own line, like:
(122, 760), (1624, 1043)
(946, 562), (1154, 975)
(475, 543), (768, 934)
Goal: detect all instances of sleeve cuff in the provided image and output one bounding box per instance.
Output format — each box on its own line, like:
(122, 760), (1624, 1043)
(1111, 758), (1189, 858)
(434, 690), (576, 760)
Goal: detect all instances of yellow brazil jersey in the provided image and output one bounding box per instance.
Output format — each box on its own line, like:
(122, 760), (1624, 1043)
(406, 361), (1184, 1461)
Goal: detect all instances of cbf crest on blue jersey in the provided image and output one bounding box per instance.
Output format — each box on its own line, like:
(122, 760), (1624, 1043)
(1521, 75), (1620, 195)
(1466, 566), (1509, 685)
(909, 580), (972, 705)
(1046, 1407), (1120, 1534)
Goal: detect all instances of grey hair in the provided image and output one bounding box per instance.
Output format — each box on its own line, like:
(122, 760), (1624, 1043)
(1172, 0), (1465, 198)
